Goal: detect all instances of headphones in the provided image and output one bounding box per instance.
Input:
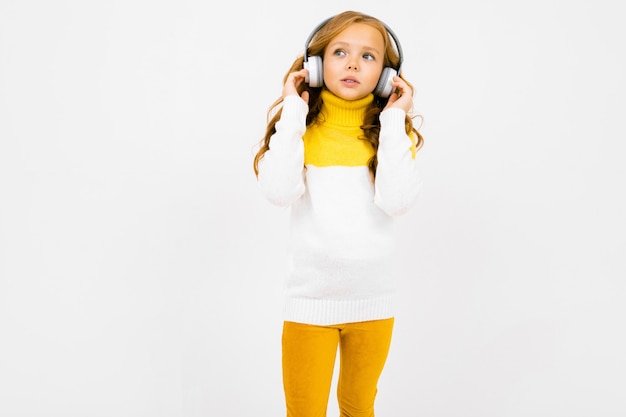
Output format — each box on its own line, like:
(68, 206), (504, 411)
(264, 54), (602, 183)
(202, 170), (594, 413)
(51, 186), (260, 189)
(303, 15), (404, 98)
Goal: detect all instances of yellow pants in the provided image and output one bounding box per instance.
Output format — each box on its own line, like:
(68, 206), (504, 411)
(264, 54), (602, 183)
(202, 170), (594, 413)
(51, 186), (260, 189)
(282, 318), (394, 417)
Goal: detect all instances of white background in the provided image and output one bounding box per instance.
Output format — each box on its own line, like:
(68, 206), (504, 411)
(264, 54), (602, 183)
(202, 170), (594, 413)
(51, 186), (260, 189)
(1, 0), (624, 416)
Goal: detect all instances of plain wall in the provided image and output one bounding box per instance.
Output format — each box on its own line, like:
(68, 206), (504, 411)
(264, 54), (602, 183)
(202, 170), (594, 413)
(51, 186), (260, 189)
(1, 0), (624, 416)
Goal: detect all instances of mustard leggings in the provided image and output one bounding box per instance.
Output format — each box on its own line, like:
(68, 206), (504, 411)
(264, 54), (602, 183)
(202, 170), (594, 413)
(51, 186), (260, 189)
(282, 318), (394, 417)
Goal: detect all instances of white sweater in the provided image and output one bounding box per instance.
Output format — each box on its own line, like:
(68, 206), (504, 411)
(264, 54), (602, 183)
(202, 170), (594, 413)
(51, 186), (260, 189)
(257, 91), (422, 325)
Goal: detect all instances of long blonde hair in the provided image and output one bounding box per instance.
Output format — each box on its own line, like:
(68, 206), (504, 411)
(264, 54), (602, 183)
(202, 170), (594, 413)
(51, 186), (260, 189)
(253, 10), (423, 178)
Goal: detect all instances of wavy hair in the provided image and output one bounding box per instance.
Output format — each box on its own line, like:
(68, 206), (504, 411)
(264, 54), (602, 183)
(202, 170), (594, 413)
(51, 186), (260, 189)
(253, 10), (423, 178)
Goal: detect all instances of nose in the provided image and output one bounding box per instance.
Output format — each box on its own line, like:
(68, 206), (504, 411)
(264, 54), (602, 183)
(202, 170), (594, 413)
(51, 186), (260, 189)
(347, 61), (358, 71)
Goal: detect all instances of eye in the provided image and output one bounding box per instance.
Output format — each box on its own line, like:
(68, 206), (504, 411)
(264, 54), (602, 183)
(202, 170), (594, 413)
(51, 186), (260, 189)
(333, 49), (346, 57)
(363, 53), (375, 61)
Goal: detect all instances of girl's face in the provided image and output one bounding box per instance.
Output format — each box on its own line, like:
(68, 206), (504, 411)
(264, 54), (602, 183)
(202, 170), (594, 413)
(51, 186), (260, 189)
(322, 23), (385, 100)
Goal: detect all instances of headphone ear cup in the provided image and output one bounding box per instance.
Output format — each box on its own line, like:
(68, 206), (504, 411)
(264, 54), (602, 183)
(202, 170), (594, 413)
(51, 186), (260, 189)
(374, 67), (398, 98)
(304, 56), (323, 87)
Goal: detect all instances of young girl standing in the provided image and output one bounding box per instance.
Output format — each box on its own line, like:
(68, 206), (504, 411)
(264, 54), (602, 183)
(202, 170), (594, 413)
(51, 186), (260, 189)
(253, 10), (423, 417)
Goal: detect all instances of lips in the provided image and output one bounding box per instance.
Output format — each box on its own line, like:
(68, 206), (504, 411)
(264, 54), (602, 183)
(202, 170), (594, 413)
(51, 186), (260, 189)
(341, 77), (359, 85)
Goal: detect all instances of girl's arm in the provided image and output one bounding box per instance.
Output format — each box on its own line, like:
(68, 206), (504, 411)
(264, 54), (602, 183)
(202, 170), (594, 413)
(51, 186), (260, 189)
(256, 94), (308, 207)
(374, 107), (423, 216)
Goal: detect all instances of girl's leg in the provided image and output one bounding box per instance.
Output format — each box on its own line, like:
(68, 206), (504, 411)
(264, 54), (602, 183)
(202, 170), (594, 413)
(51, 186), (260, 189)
(282, 321), (340, 417)
(336, 318), (394, 417)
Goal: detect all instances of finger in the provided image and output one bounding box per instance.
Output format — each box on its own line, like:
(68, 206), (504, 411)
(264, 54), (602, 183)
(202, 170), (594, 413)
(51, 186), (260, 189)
(393, 77), (413, 97)
(294, 73), (306, 86)
(301, 90), (309, 104)
(283, 70), (307, 97)
(292, 69), (308, 87)
(293, 68), (308, 79)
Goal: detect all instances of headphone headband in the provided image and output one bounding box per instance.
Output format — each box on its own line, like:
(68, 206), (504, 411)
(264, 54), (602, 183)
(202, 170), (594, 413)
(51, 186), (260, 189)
(303, 15), (403, 72)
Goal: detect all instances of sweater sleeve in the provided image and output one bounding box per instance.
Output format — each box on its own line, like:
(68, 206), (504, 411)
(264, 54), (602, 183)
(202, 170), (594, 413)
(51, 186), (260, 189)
(256, 95), (309, 207)
(373, 108), (423, 216)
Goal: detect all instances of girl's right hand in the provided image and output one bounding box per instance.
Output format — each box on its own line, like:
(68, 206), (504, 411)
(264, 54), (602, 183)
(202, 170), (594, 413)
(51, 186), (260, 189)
(282, 68), (309, 104)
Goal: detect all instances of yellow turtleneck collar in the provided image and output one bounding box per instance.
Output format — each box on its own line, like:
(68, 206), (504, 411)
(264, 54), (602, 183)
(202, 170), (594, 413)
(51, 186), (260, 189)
(319, 89), (374, 127)
(303, 90), (376, 168)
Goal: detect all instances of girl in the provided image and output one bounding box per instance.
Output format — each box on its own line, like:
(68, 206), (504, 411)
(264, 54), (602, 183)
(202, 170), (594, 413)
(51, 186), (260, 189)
(253, 10), (423, 417)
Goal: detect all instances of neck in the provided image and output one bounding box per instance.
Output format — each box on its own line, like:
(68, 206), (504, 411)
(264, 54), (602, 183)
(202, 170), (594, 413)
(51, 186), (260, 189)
(319, 90), (374, 127)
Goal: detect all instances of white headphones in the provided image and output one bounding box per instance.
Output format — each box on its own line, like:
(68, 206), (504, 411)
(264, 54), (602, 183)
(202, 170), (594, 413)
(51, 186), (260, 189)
(303, 15), (404, 98)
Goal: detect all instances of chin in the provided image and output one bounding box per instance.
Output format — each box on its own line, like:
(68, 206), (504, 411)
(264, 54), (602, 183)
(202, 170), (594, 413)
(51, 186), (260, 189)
(332, 89), (368, 101)
(345, 92), (369, 101)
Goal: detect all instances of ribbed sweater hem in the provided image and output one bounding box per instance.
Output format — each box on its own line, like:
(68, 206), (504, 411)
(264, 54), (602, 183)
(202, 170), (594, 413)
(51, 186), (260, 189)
(283, 296), (394, 326)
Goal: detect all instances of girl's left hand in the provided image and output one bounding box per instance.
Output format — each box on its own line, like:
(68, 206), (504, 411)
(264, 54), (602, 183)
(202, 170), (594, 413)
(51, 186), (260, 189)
(383, 76), (413, 114)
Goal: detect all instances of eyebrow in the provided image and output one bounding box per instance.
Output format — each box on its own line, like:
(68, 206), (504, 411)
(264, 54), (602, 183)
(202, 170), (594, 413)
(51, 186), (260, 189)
(328, 41), (382, 56)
